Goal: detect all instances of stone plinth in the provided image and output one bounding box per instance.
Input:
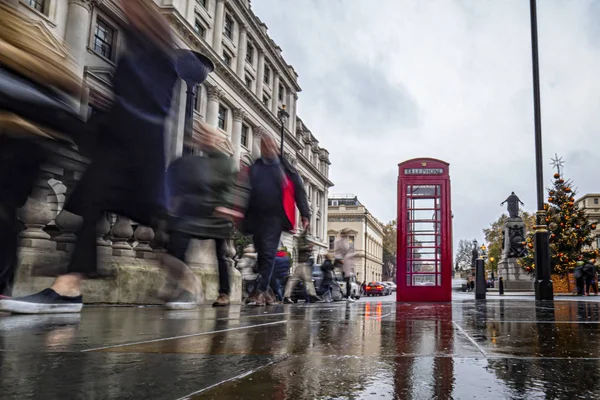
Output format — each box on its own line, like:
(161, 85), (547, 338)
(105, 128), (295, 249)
(12, 244), (242, 305)
(498, 257), (534, 292)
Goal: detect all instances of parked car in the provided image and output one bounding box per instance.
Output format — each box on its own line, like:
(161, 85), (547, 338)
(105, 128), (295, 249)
(452, 279), (466, 292)
(365, 282), (386, 296)
(382, 282), (397, 292)
(290, 264), (344, 303)
(338, 274), (361, 300)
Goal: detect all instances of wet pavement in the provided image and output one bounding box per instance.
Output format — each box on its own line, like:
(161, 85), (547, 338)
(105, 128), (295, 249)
(1, 298), (600, 399)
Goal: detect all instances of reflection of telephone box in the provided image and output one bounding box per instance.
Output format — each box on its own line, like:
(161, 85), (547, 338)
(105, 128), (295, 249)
(397, 158), (453, 302)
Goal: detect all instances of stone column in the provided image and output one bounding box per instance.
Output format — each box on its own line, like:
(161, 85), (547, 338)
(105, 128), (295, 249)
(206, 87), (222, 128)
(18, 173), (55, 249)
(231, 109), (245, 170)
(256, 50), (265, 99)
(111, 216), (134, 257)
(54, 171), (82, 251)
(64, 0), (94, 77)
(311, 185), (317, 236)
(236, 24), (248, 78)
(288, 92), (297, 133)
(212, 0), (226, 56)
(252, 127), (264, 160)
(271, 73), (280, 113)
(166, 79), (187, 163)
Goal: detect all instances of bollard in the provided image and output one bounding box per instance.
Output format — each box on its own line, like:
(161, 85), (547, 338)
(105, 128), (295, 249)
(475, 258), (486, 300)
(499, 277), (504, 295)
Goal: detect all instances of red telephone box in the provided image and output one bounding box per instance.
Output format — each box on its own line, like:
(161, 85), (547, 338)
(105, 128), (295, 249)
(397, 158), (452, 302)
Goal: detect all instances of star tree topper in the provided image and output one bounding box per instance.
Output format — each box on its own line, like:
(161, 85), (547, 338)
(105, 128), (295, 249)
(550, 154), (565, 176)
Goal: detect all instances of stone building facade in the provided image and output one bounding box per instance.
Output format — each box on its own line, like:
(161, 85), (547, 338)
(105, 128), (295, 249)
(327, 195), (384, 283)
(8, 0), (332, 301)
(575, 193), (600, 250)
(11, 0), (333, 259)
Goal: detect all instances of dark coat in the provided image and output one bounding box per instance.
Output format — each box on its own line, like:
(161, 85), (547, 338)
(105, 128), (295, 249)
(64, 27), (177, 226)
(320, 259), (335, 286)
(243, 156), (310, 233)
(273, 252), (291, 279)
(166, 151), (235, 240)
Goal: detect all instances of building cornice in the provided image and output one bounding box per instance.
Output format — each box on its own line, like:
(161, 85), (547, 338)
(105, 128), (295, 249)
(233, 1), (302, 92)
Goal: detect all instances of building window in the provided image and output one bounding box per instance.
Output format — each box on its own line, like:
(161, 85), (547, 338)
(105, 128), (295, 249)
(278, 84), (284, 101)
(595, 199), (599, 205)
(262, 95), (269, 106)
(26, 0), (45, 13)
(217, 105), (227, 130)
(245, 76), (253, 90)
(263, 66), (271, 85)
(329, 236), (335, 250)
(194, 85), (202, 111)
(196, 0), (207, 9)
(222, 50), (232, 67)
(93, 18), (115, 60)
(349, 236), (355, 251)
(194, 19), (206, 38)
(246, 43), (254, 63)
(224, 14), (234, 39)
(316, 218), (320, 238)
(241, 125), (249, 148)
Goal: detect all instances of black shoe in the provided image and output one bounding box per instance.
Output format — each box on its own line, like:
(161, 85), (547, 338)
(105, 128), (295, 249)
(283, 297), (294, 304)
(0, 288), (82, 314)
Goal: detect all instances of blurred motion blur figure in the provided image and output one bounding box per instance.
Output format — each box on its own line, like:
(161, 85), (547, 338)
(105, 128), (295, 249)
(0, 0), (178, 314)
(243, 134), (311, 306)
(283, 230), (320, 304)
(160, 119), (241, 309)
(335, 229), (356, 303)
(270, 247), (290, 302)
(0, 0), (84, 297)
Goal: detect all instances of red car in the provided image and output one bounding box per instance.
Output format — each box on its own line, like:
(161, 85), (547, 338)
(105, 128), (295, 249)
(365, 282), (385, 296)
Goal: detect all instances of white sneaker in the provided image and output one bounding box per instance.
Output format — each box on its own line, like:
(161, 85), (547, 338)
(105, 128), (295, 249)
(346, 297), (356, 303)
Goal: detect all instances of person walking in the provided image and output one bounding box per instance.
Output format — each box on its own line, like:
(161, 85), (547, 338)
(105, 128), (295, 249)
(243, 134), (310, 306)
(584, 261), (598, 296)
(158, 120), (241, 309)
(0, 0), (179, 314)
(320, 254), (336, 302)
(335, 230), (356, 303)
(282, 230), (320, 304)
(270, 247), (290, 302)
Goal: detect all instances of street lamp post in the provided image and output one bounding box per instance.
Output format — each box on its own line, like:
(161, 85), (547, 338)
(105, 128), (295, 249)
(529, 0), (553, 300)
(277, 105), (289, 158)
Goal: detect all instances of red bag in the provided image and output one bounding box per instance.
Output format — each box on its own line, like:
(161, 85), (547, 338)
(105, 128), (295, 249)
(282, 173), (296, 231)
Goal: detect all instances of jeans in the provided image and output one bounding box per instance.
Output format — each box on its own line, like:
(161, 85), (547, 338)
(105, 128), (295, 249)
(270, 276), (286, 301)
(252, 216), (283, 292)
(167, 231), (230, 295)
(586, 277), (598, 295)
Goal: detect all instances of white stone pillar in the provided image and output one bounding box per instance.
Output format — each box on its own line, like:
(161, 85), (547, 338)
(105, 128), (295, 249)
(271, 73), (280, 113)
(213, 0), (225, 56)
(64, 0), (94, 77)
(288, 93), (298, 134)
(311, 185), (317, 235)
(252, 127), (264, 160)
(256, 50), (265, 99)
(206, 87), (221, 128)
(166, 79), (187, 163)
(236, 24), (248, 78)
(231, 109), (245, 170)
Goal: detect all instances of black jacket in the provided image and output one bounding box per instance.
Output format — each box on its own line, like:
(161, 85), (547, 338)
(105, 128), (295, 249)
(244, 156), (310, 232)
(166, 152), (235, 239)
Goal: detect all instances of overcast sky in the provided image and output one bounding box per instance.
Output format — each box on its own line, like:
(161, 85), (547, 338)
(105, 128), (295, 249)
(252, 0), (600, 247)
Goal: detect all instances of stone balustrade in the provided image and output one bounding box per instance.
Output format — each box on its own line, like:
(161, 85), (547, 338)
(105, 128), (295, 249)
(12, 145), (242, 304)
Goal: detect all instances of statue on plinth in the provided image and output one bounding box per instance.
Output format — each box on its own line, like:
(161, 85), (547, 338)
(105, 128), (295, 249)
(501, 192), (524, 219)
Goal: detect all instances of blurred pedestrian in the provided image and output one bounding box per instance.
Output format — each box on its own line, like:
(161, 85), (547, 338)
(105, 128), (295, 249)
(0, 0), (179, 314)
(270, 247), (290, 302)
(158, 120), (241, 309)
(584, 261), (598, 296)
(283, 230), (320, 304)
(320, 254), (336, 302)
(335, 230), (356, 303)
(243, 134), (310, 306)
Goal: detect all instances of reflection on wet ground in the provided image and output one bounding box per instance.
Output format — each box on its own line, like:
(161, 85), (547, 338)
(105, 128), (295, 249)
(1, 299), (600, 399)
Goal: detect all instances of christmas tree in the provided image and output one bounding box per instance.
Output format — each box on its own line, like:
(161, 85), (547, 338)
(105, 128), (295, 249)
(520, 171), (599, 275)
